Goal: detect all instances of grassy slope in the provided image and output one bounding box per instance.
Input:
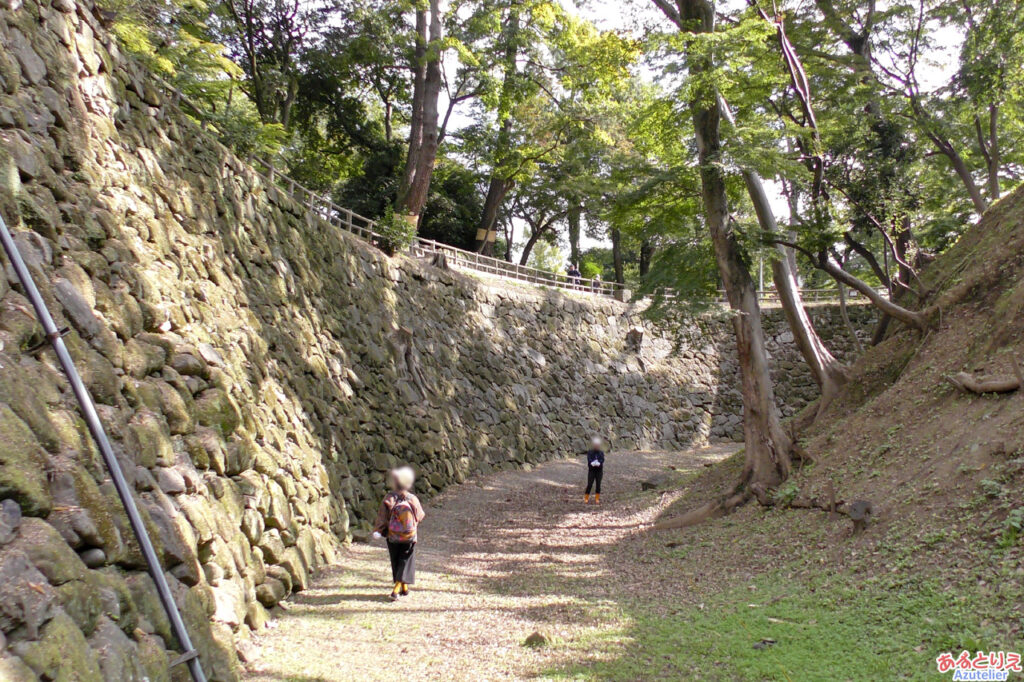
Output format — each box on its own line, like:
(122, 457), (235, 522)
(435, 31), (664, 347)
(543, 187), (1024, 680)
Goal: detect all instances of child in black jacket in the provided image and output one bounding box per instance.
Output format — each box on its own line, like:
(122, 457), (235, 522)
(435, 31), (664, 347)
(584, 436), (605, 504)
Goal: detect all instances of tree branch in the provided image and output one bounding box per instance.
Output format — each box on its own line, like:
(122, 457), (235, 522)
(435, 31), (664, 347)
(651, 0), (684, 29)
(768, 238), (928, 331)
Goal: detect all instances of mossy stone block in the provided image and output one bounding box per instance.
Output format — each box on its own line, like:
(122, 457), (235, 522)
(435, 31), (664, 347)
(18, 611), (103, 682)
(0, 404), (52, 516)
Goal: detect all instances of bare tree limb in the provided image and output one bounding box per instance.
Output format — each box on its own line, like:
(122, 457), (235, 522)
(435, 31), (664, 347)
(946, 357), (1024, 394)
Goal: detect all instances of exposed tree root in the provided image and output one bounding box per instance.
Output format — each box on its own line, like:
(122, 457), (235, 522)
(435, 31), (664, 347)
(648, 422), (823, 532)
(388, 325), (435, 397)
(946, 356), (1024, 394)
(647, 457), (877, 535)
(784, 497), (874, 533)
(787, 424), (818, 467)
(788, 402), (820, 436)
(648, 487), (752, 531)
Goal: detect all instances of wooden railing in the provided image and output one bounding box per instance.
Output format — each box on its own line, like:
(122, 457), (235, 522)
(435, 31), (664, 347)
(155, 80), (886, 306)
(242, 158), (625, 297)
(728, 287), (890, 305)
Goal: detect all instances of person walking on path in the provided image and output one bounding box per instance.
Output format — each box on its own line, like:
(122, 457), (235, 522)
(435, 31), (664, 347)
(372, 466), (426, 601)
(584, 436), (605, 504)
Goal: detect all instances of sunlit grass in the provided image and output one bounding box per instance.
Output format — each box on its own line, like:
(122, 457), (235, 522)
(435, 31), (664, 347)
(544, 571), (1017, 681)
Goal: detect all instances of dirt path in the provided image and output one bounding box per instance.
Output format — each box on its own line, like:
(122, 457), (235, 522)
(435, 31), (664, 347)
(243, 446), (736, 682)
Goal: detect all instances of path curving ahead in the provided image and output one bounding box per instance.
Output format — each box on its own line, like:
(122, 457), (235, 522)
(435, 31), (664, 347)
(243, 446), (736, 682)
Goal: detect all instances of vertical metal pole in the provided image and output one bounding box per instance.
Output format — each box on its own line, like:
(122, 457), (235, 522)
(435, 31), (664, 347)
(0, 216), (207, 682)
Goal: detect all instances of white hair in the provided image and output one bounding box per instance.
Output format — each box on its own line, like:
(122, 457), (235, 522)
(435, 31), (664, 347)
(591, 436), (603, 448)
(389, 466), (415, 491)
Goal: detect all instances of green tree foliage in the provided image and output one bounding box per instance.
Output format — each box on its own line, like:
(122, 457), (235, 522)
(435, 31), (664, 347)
(103, 0), (289, 157)
(579, 260), (602, 279)
(104, 0), (1019, 276)
(525, 238), (565, 273)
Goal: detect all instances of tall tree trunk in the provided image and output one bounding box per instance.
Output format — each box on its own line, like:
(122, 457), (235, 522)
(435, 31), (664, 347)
(474, 175), (512, 255)
(639, 238), (653, 277)
(280, 75), (298, 130)
(695, 120), (791, 497)
(475, 9), (520, 254)
(656, 0), (794, 510)
(977, 104), (1000, 200)
(518, 222), (552, 266)
(395, 0), (442, 224)
(720, 96), (848, 412)
(567, 202), (582, 265)
(503, 219), (514, 262)
(988, 105), (1000, 200)
(933, 135), (989, 215)
(383, 101), (393, 142)
(610, 228), (625, 285)
(895, 216), (912, 289)
(397, 8), (425, 210)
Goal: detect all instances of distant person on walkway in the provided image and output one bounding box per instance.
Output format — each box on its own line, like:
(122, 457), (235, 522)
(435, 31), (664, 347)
(567, 263), (582, 289)
(591, 272), (602, 293)
(584, 436), (605, 504)
(372, 466), (425, 601)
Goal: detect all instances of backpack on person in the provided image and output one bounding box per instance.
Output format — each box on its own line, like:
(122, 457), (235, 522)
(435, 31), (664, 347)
(388, 495), (418, 542)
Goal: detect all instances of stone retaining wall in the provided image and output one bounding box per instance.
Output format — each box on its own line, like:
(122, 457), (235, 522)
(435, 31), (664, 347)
(0, 0), (876, 678)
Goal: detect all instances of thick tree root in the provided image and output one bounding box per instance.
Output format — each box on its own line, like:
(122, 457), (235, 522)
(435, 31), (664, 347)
(647, 478), (873, 534)
(647, 420), (825, 532)
(647, 489), (751, 531)
(946, 356), (1023, 394)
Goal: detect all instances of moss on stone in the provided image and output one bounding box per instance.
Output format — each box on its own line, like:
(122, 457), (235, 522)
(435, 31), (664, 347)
(136, 633), (173, 682)
(126, 573), (175, 645)
(0, 655), (37, 682)
(0, 404), (52, 516)
(50, 466), (124, 562)
(126, 410), (174, 468)
(104, 484), (164, 571)
(124, 377), (163, 412)
(0, 361), (60, 452)
(56, 577), (106, 637)
(154, 379), (196, 435)
(11, 518), (87, 585)
(64, 334), (121, 405)
(18, 611), (104, 682)
(193, 388), (241, 438)
(92, 567), (139, 635)
(123, 338), (167, 379)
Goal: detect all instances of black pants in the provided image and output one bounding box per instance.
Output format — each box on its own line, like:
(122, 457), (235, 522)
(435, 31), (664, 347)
(586, 465), (603, 494)
(387, 540), (416, 584)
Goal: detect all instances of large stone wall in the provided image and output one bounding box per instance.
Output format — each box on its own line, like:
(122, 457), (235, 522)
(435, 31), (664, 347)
(0, 0), (876, 678)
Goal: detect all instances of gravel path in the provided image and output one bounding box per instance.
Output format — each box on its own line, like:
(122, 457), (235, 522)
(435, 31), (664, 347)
(243, 446), (736, 682)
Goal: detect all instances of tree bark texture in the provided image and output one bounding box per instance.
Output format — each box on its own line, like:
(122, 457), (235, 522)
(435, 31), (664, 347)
(669, 0), (794, 495)
(395, 0), (442, 223)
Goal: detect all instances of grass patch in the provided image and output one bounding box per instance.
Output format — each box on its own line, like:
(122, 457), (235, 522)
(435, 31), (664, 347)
(543, 571), (1006, 681)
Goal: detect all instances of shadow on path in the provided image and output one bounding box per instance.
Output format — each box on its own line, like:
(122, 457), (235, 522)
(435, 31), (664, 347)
(242, 446), (737, 681)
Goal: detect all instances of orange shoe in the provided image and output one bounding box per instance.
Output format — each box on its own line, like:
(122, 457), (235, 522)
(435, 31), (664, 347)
(595, 494), (601, 504)
(584, 494), (590, 504)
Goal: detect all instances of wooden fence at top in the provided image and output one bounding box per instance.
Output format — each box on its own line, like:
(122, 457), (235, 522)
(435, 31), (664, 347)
(156, 80), (886, 305)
